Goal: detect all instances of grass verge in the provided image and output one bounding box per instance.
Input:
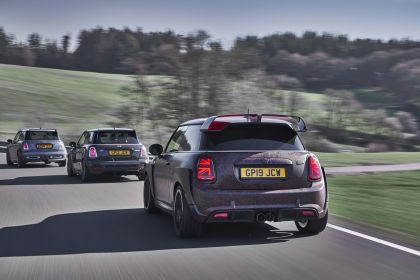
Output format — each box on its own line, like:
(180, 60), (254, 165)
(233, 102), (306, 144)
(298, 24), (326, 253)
(328, 171), (420, 246)
(317, 152), (420, 167)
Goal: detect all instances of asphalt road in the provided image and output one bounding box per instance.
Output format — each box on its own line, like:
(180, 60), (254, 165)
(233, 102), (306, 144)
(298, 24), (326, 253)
(0, 154), (418, 280)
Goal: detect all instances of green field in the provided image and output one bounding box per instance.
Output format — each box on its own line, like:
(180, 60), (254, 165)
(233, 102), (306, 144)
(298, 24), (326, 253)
(0, 64), (135, 135)
(329, 171), (420, 246)
(316, 152), (420, 167)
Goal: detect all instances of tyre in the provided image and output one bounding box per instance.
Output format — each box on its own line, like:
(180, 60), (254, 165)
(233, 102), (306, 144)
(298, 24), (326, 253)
(173, 186), (203, 238)
(67, 158), (76, 177)
(17, 152), (26, 168)
(81, 160), (93, 182)
(295, 210), (328, 234)
(6, 150), (13, 165)
(143, 177), (158, 213)
(58, 159), (66, 167)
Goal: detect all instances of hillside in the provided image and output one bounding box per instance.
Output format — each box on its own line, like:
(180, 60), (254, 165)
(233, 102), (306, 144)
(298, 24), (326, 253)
(0, 64), (134, 137)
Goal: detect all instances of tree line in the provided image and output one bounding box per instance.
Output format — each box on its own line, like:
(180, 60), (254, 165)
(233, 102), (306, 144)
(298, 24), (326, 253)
(2, 26), (420, 73)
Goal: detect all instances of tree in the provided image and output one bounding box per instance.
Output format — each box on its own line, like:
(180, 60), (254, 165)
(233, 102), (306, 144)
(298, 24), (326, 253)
(27, 33), (42, 49)
(62, 33), (71, 54)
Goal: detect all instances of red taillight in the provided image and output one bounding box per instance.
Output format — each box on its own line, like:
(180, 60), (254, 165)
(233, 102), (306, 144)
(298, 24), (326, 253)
(88, 147), (97, 158)
(308, 154), (322, 181)
(197, 157), (216, 181)
(22, 142), (29, 151)
(208, 121), (230, 131)
(140, 145), (147, 158)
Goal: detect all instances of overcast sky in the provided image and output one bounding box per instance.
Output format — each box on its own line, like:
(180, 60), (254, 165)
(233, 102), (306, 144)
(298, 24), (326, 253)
(1, 0), (420, 49)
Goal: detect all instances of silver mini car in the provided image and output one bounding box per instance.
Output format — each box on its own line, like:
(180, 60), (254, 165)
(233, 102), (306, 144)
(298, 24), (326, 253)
(6, 128), (67, 167)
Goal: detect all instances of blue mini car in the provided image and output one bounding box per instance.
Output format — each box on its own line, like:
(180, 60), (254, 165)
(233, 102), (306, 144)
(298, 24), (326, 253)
(6, 128), (67, 167)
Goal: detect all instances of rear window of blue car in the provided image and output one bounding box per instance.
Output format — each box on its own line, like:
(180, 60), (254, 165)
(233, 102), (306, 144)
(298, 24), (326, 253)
(25, 131), (59, 140)
(205, 124), (304, 151)
(95, 130), (139, 144)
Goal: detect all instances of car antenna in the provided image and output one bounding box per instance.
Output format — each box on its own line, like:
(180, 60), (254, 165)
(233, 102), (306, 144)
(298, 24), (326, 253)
(247, 107), (250, 122)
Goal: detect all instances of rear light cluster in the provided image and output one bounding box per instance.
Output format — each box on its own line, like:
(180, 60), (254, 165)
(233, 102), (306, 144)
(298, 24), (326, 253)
(307, 154), (322, 182)
(59, 142), (66, 151)
(140, 145), (148, 158)
(22, 142), (29, 151)
(197, 157), (216, 181)
(88, 146), (97, 158)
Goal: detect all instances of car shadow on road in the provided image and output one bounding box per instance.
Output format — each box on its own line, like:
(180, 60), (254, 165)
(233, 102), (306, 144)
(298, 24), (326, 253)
(0, 162), (57, 169)
(0, 175), (137, 185)
(0, 209), (309, 257)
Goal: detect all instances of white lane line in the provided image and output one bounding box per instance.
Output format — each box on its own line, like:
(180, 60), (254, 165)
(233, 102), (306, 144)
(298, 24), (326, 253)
(327, 224), (420, 257)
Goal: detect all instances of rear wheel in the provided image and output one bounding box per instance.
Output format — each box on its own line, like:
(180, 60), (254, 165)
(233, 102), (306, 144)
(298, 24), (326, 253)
(58, 159), (66, 167)
(173, 187), (203, 238)
(81, 160), (93, 182)
(6, 150), (13, 165)
(143, 177), (158, 213)
(17, 152), (26, 168)
(67, 158), (76, 176)
(295, 211), (328, 234)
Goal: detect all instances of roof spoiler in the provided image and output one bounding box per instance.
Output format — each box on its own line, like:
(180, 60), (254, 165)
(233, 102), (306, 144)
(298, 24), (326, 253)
(262, 114), (307, 132)
(201, 114), (307, 132)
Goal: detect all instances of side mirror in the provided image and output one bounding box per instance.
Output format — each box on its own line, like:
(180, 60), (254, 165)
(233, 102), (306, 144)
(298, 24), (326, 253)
(69, 141), (77, 148)
(7, 139), (13, 144)
(149, 144), (163, 156)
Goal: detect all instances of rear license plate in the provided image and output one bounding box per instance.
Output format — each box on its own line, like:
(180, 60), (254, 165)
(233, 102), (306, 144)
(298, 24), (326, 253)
(36, 144), (53, 149)
(108, 149), (131, 156)
(240, 167), (286, 179)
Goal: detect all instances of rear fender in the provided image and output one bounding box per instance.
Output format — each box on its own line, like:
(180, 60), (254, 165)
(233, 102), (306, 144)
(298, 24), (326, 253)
(170, 167), (193, 206)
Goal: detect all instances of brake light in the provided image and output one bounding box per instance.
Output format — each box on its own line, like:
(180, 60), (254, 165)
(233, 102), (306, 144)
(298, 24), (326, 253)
(208, 121), (230, 131)
(59, 142), (66, 151)
(140, 145), (147, 158)
(197, 157), (216, 181)
(308, 154), (322, 181)
(88, 146), (97, 158)
(22, 142), (29, 151)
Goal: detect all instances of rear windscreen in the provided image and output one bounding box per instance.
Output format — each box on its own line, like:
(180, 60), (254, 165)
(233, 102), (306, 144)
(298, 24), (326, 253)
(96, 130), (139, 144)
(205, 124), (304, 151)
(26, 131), (59, 140)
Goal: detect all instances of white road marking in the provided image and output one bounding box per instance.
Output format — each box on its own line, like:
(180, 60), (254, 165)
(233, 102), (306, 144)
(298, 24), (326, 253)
(327, 224), (420, 257)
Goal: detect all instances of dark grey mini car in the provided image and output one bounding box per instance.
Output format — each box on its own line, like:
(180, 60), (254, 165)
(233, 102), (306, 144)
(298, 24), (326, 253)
(67, 128), (148, 182)
(6, 128), (67, 167)
(144, 114), (328, 237)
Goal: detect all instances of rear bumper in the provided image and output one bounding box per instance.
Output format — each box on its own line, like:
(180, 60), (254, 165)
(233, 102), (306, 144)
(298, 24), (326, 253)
(22, 151), (66, 162)
(86, 159), (147, 176)
(190, 180), (327, 223)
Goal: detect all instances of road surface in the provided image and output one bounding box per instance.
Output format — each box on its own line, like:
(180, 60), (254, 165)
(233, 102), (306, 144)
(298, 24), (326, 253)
(0, 154), (418, 280)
